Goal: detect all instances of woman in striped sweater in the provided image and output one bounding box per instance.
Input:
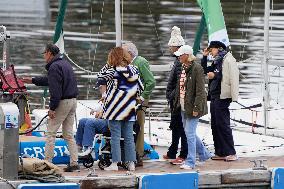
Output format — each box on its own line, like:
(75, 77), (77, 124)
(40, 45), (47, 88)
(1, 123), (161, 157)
(97, 47), (143, 171)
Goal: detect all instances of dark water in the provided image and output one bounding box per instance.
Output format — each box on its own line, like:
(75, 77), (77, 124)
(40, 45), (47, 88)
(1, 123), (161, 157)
(1, 0), (284, 114)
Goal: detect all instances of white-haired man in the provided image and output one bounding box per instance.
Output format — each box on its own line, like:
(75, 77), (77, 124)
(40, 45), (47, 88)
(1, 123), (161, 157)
(122, 42), (156, 167)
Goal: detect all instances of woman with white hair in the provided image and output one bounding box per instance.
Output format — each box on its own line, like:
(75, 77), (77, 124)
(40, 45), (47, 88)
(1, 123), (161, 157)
(122, 42), (156, 166)
(173, 45), (211, 169)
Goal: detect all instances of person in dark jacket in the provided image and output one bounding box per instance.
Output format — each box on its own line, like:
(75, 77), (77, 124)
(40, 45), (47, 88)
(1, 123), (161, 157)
(163, 26), (188, 165)
(201, 41), (239, 162)
(22, 44), (79, 172)
(173, 45), (211, 170)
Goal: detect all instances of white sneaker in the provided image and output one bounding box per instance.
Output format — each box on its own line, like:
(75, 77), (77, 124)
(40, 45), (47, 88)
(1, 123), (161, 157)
(77, 146), (83, 152)
(64, 149), (70, 156)
(180, 164), (194, 170)
(195, 161), (205, 166)
(104, 163), (118, 171)
(127, 162), (135, 171)
(78, 147), (92, 157)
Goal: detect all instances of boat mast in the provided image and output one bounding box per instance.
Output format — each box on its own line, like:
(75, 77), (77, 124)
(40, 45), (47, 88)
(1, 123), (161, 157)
(115, 0), (122, 47)
(263, 0), (270, 135)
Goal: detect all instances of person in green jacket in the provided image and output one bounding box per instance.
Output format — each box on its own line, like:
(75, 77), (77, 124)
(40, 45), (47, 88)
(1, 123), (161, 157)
(122, 42), (156, 166)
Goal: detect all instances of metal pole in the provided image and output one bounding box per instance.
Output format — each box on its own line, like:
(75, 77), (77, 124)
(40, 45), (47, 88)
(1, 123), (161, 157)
(0, 26), (19, 179)
(1, 26), (7, 70)
(263, 0), (270, 135)
(115, 0), (122, 47)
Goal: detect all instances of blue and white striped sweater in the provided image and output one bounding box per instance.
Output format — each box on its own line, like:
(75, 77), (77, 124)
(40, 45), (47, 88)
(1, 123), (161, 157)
(97, 64), (143, 121)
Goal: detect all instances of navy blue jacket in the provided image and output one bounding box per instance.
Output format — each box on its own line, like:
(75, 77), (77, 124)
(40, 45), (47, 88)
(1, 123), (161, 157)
(201, 55), (222, 100)
(32, 54), (78, 111)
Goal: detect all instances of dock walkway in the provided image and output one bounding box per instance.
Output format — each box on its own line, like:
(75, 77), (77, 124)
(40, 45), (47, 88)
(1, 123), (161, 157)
(65, 156), (283, 188)
(1, 156), (283, 188)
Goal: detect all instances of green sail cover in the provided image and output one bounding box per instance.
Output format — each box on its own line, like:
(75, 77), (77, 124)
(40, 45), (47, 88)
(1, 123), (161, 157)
(53, 0), (68, 54)
(43, 0), (68, 99)
(197, 0), (230, 46)
(193, 15), (206, 55)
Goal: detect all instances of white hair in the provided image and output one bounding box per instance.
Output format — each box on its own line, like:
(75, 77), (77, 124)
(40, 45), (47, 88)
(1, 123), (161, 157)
(122, 42), (138, 57)
(188, 54), (196, 62)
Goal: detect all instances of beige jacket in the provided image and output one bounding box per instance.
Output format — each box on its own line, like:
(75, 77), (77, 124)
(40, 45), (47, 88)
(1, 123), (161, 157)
(220, 52), (239, 101)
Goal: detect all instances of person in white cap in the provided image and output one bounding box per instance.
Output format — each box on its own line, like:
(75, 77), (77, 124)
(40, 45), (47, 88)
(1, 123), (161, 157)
(172, 45), (211, 170)
(163, 26), (188, 166)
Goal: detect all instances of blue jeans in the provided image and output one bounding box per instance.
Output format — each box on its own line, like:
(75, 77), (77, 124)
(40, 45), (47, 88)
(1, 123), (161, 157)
(75, 118), (108, 147)
(181, 112), (211, 168)
(109, 120), (136, 162)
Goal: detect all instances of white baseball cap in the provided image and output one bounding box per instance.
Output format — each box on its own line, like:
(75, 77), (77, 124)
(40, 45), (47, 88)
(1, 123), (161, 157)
(174, 45), (193, 57)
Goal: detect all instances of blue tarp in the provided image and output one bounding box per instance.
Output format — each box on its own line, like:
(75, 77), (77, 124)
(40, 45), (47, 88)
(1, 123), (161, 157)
(19, 139), (70, 164)
(271, 167), (284, 189)
(19, 136), (159, 164)
(18, 183), (79, 189)
(139, 172), (198, 189)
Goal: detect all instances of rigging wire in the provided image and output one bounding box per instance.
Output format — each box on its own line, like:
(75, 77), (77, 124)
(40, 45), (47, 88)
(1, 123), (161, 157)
(240, 0), (247, 60)
(146, 1), (164, 57)
(63, 0), (104, 95)
(277, 66), (280, 104)
(62, 1), (105, 75)
(86, 3), (93, 99)
(183, 0), (186, 40)
(86, 0), (105, 98)
(122, 0), (124, 42)
(240, 0), (254, 60)
(65, 54), (97, 74)
(270, 0), (281, 104)
(271, 0), (274, 32)
(92, 0), (105, 66)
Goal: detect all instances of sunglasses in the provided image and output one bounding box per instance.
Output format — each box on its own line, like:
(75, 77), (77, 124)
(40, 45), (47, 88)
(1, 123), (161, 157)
(207, 48), (213, 52)
(42, 50), (51, 54)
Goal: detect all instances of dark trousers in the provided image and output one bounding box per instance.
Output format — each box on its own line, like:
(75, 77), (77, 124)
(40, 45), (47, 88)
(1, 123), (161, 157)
(210, 98), (236, 157)
(167, 111), (188, 159)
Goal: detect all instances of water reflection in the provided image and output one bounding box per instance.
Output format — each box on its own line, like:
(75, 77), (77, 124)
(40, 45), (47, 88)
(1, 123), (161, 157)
(1, 0), (284, 112)
(0, 0), (50, 26)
